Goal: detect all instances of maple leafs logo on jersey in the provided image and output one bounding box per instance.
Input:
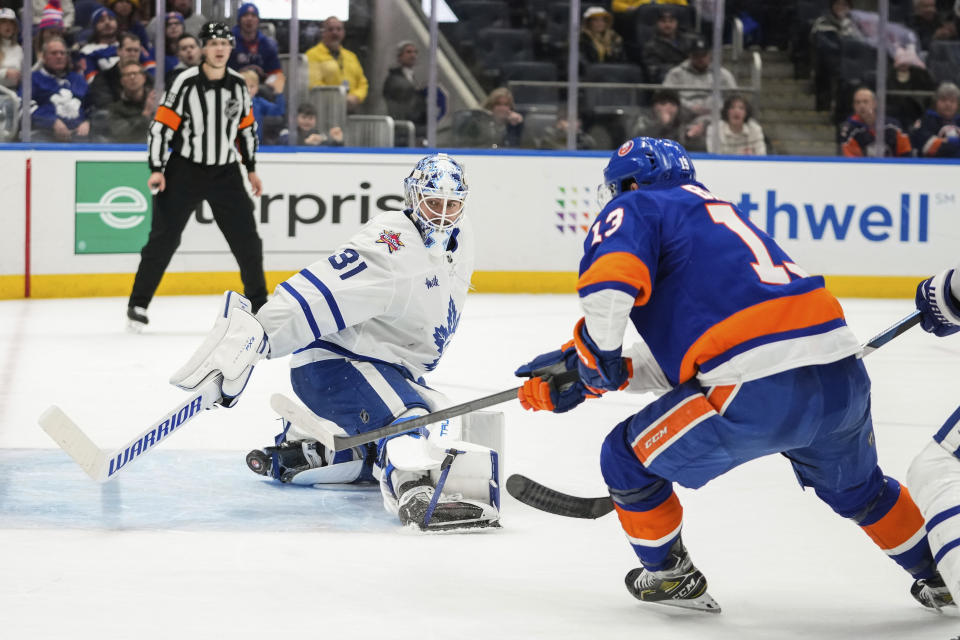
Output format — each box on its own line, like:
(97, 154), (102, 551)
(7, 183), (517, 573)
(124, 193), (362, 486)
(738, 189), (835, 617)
(425, 297), (460, 371)
(376, 230), (404, 253)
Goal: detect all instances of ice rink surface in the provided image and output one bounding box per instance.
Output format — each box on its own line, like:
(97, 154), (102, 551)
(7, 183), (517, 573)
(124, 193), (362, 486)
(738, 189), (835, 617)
(3, 293), (960, 639)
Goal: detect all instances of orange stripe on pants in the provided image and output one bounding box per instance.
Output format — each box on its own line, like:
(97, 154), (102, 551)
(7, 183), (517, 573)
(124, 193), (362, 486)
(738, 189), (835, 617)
(707, 384), (736, 414)
(614, 492), (683, 544)
(632, 396), (714, 465)
(861, 486), (926, 551)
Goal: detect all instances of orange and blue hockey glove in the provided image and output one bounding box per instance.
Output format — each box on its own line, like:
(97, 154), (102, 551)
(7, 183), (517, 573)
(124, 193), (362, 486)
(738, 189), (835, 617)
(515, 340), (598, 413)
(573, 318), (633, 393)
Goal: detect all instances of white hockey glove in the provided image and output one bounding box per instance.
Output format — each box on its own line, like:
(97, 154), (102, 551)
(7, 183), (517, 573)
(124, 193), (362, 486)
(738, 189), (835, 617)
(916, 267), (960, 337)
(170, 291), (270, 408)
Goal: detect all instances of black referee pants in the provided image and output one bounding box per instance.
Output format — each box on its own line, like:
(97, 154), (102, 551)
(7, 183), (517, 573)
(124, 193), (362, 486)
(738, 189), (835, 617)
(129, 155), (268, 311)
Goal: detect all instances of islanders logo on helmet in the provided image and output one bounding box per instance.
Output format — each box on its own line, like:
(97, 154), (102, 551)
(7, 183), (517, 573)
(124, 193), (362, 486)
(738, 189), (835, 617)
(598, 137), (696, 207)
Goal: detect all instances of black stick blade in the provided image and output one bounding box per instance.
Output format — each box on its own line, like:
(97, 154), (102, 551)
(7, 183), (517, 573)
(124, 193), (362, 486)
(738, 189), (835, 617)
(506, 474), (614, 519)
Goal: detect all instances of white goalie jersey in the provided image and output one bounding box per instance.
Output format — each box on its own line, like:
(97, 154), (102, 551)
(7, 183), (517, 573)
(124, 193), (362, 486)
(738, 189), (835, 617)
(257, 210), (475, 379)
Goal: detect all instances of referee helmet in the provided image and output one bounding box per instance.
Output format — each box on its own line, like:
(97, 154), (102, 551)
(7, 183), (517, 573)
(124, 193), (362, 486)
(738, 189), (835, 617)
(199, 22), (235, 46)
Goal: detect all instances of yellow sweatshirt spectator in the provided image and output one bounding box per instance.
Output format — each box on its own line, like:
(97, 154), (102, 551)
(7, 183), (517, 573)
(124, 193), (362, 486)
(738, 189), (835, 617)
(612, 0), (688, 12)
(305, 17), (368, 109)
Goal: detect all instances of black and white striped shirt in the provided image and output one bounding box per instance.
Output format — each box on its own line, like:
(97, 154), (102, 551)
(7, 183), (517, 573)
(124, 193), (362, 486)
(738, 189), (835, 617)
(148, 66), (258, 173)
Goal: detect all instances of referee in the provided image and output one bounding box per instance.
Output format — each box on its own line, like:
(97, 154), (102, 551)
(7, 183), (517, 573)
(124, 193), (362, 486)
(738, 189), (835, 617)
(127, 22), (267, 331)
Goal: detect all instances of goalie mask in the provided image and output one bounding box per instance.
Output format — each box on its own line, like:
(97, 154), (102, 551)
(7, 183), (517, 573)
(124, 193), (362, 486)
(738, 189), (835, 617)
(403, 153), (469, 254)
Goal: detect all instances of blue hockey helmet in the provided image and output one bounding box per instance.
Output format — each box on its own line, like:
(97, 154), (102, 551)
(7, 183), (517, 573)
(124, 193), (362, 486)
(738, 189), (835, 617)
(598, 137), (696, 206)
(403, 153), (469, 253)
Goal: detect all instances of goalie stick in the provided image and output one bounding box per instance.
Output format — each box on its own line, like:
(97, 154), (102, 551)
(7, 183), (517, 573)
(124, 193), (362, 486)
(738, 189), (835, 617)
(37, 373), (224, 482)
(508, 309), (923, 519)
(271, 368), (583, 452)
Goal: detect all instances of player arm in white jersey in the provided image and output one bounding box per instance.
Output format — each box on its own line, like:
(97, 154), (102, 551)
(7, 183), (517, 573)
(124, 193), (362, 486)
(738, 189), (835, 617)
(169, 237), (401, 406)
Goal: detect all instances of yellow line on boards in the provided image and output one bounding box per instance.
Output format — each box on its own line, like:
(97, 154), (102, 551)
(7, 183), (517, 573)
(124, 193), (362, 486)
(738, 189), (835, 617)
(0, 272), (925, 299)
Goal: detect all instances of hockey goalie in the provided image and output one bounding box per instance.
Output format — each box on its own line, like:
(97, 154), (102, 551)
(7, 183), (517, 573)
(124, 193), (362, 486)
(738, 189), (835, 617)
(169, 153), (502, 532)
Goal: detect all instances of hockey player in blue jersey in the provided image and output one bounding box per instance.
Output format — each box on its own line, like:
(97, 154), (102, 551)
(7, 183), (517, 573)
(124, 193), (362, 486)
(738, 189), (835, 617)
(515, 137), (949, 612)
(168, 153), (502, 532)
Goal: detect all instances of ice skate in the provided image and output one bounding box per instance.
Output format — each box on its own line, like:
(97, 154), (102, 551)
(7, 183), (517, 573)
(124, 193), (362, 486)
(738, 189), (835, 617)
(245, 439), (324, 482)
(624, 540), (720, 613)
(911, 573), (955, 611)
(396, 480), (500, 532)
(126, 306), (148, 333)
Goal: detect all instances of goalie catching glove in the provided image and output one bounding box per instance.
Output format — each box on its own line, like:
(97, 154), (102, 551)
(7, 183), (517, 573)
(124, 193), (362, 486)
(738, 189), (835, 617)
(515, 340), (600, 413)
(916, 268), (960, 337)
(170, 291), (270, 407)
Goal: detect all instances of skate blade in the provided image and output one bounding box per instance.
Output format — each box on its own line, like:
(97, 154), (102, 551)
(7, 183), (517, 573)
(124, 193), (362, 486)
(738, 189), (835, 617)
(646, 592), (721, 614)
(126, 319), (145, 334)
(406, 519), (502, 534)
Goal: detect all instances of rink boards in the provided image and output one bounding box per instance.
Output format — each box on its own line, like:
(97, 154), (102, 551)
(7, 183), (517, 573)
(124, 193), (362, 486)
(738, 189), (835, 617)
(0, 145), (958, 299)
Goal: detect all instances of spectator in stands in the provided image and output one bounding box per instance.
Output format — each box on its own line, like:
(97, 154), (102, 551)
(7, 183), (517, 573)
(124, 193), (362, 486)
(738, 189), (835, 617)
(630, 88), (686, 145)
(534, 105), (597, 150)
(80, 7), (156, 82)
(662, 37), (736, 149)
(809, 0), (866, 112)
(229, 3), (285, 94)
(483, 86), (524, 148)
(382, 40), (427, 139)
(887, 45), (936, 128)
(33, 2), (66, 60)
(579, 6), (625, 65)
(0, 8), (22, 90)
(907, 0), (957, 53)
(166, 33), (201, 85)
(278, 102), (344, 146)
(663, 37), (736, 117)
(241, 66), (285, 143)
(161, 12), (185, 72)
(146, 0), (207, 42)
(611, 0), (689, 12)
(94, 60), (156, 143)
(24, 36), (89, 142)
(642, 8), (691, 84)
(107, 0), (150, 48)
(911, 81), (960, 156)
(306, 16), (368, 112)
(88, 32), (153, 111)
(839, 86), (913, 157)
(31, 0), (74, 31)
(706, 93), (766, 155)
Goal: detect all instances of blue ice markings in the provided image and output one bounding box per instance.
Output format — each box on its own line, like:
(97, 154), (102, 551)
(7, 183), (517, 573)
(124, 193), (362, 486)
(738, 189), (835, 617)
(736, 191), (930, 243)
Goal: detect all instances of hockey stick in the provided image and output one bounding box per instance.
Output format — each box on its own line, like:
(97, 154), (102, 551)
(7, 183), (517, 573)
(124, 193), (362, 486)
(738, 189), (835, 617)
(508, 309), (923, 519)
(37, 373), (223, 482)
(270, 368), (582, 452)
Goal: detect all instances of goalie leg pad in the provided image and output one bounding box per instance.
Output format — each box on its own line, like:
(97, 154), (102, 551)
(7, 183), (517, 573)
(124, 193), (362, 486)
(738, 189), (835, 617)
(908, 439), (960, 602)
(377, 410), (502, 528)
(170, 291), (268, 407)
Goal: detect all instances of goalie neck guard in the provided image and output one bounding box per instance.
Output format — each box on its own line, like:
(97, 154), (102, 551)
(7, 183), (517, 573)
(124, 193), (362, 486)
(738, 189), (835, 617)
(403, 153), (469, 254)
(598, 137), (696, 207)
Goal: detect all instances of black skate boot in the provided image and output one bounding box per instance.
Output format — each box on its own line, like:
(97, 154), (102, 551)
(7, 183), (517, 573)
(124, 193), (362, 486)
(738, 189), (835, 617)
(911, 573), (954, 611)
(245, 439), (324, 482)
(126, 306), (148, 333)
(624, 539), (720, 613)
(396, 479), (500, 532)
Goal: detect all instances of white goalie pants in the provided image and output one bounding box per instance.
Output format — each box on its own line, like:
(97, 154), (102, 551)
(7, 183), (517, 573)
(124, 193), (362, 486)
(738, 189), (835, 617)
(907, 439), (960, 600)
